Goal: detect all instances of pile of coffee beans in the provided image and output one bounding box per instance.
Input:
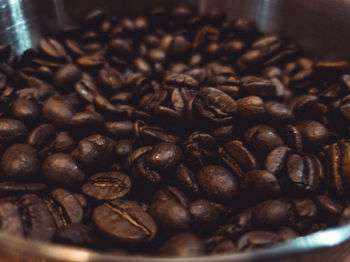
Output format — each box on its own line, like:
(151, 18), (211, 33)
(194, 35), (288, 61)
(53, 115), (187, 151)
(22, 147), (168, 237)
(0, 5), (349, 257)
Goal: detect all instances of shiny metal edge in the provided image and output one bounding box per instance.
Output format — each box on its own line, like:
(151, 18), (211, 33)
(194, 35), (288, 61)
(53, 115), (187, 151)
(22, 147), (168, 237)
(0, 223), (349, 262)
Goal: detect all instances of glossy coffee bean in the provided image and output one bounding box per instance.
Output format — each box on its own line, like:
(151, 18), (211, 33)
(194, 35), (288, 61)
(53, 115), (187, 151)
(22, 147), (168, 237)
(1, 144), (40, 181)
(82, 172), (131, 201)
(0, 118), (28, 144)
(252, 200), (290, 229)
(158, 233), (205, 257)
(198, 165), (238, 200)
(11, 99), (40, 123)
(93, 199), (157, 245)
(43, 153), (85, 188)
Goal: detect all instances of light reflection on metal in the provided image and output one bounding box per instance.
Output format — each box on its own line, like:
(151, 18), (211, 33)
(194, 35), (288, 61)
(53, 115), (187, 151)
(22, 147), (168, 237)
(8, 0), (31, 53)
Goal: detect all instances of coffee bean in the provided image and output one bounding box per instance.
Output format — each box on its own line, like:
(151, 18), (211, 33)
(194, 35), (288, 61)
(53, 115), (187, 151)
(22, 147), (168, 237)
(217, 209), (252, 239)
(0, 182), (47, 195)
(43, 153), (85, 188)
(11, 99), (40, 123)
(53, 64), (82, 90)
(93, 199), (157, 245)
(20, 194), (56, 241)
(0, 201), (23, 236)
(220, 140), (258, 177)
(53, 131), (75, 153)
(82, 172), (131, 200)
(43, 97), (76, 128)
(325, 140), (350, 196)
(252, 200), (290, 229)
(236, 96), (265, 121)
(264, 146), (291, 176)
(198, 165), (238, 200)
(242, 170), (281, 197)
(265, 101), (294, 123)
(97, 68), (124, 91)
(289, 198), (317, 232)
(1, 144), (39, 181)
(205, 236), (236, 254)
(54, 223), (95, 247)
(40, 38), (69, 61)
(315, 195), (344, 221)
(296, 120), (328, 147)
(0, 118), (28, 144)
(237, 231), (282, 251)
(158, 233), (205, 257)
(175, 163), (199, 194)
(28, 124), (55, 148)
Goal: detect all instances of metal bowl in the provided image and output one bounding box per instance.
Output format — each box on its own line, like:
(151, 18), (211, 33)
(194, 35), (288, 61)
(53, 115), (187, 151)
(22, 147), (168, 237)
(1, 0), (350, 261)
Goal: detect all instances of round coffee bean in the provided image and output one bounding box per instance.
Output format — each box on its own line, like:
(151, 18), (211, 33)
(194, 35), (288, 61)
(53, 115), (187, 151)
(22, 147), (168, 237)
(158, 233), (205, 257)
(1, 144), (40, 181)
(11, 99), (40, 123)
(145, 142), (182, 170)
(198, 165), (238, 200)
(53, 64), (82, 90)
(43, 153), (85, 188)
(297, 120), (328, 146)
(252, 200), (290, 229)
(0, 118), (28, 144)
(93, 199), (157, 245)
(82, 172), (131, 201)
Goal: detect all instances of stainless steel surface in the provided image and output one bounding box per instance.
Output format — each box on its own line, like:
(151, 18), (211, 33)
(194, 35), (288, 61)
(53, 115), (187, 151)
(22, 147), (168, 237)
(0, 0), (350, 261)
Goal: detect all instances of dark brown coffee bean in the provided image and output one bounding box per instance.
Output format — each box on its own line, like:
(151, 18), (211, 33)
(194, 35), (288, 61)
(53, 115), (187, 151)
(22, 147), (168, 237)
(325, 140), (350, 196)
(175, 163), (199, 194)
(265, 101), (294, 123)
(0, 118), (28, 144)
(54, 223), (95, 247)
(93, 199), (157, 245)
(289, 198), (317, 232)
(114, 139), (133, 159)
(97, 68), (124, 91)
(218, 209), (252, 239)
(109, 38), (133, 61)
(145, 142), (182, 170)
(1, 144), (39, 181)
(43, 153), (85, 188)
(252, 200), (290, 229)
(53, 64), (82, 90)
(242, 170), (281, 197)
(184, 132), (218, 167)
(20, 194), (56, 241)
(281, 125), (303, 153)
(198, 165), (238, 200)
(40, 38), (69, 61)
(43, 97), (76, 128)
(237, 231), (282, 251)
(244, 124), (284, 155)
(241, 76), (282, 99)
(28, 124), (55, 148)
(150, 199), (191, 235)
(53, 131), (75, 153)
(236, 96), (265, 121)
(49, 188), (84, 226)
(82, 172), (131, 201)
(71, 111), (104, 128)
(315, 195), (344, 220)
(220, 140), (258, 177)
(11, 99), (40, 123)
(71, 135), (116, 171)
(264, 146), (291, 176)
(194, 87), (237, 123)
(158, 233), (205, 257)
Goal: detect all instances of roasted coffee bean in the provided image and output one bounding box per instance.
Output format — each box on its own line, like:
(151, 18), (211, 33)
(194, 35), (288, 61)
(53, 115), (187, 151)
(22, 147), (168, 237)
(93, 199), (157, 245)
(11, 99), (40, 123)
(218, 209), (252, 239)
(28, 124), (55, 148)
(205, 236), (236, 254)
(198, 165), (238, 200)
(194, 87), (237, 123)
(241, 170), (280, 197)
(325, 140), (350, 196)
(296, 120), (328, 147)
(315, 195), (344, 221)
(289, 198), (317, 232)
(54, 223), (95, 247)
(281, 125), (303, 153)
(0, 118), (28, 144)
(276, 227), (299, 242)
(53, 64), (82, 90)
(40, 38), (69, 61)
(184, 132), (218, 167)
(150, 198), (191, 235)
(252, 200), (290, 229)
(20, 194), (56, 241)
(97, 68), (124, 91)
(241, 76), (282, 99)
(43, 97), (76, 128)
(43, 153), (85, 188)
(53, 131), (75, 153)
(264, 146), (291, 176)
(152, 186), (190, 208)
(114, 139), (133, 160)
(145, 142), (182, 170)
(189, 199), (220, 236)
(236, 96), (265, 121)
(244, 124), (284, 155)
(47, 188), (84, 227)
(220, 140), (258, 177)
(71, 135), (116, 171)
(175, 163), (199, 194)
(158, 233), (205, 257)
(1, 144), (40, 181)
(82, 172), (131, 201)
(237, 231), (282, 251)
(265, 101), (294, 123)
